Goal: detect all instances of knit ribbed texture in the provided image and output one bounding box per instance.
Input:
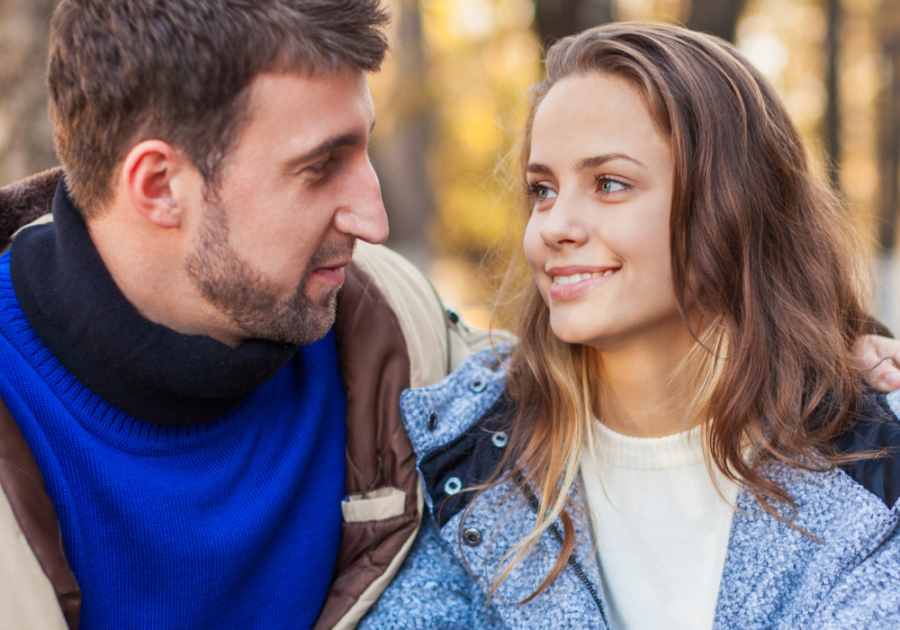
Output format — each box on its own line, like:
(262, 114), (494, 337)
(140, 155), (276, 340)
(0, 255), (347, 629)
(590, 421), (706, 470)
(582, 421), (738, 630)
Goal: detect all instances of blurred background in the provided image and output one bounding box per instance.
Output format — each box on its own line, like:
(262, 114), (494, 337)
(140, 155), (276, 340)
(1, 0), (899, 330)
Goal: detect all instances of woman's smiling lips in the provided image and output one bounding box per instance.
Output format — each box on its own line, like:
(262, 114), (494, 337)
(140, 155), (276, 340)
(547, 265), (620, 301)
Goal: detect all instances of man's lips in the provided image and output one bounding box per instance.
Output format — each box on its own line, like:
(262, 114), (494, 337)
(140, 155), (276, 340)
(312, 260), (351, 285)
(547, 265), (620, 301)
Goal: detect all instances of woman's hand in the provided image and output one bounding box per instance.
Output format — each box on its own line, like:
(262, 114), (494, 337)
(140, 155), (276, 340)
(855, 335), (900, 391)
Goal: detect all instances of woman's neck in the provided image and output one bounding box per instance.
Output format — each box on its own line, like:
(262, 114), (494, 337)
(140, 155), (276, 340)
(593, 325), (695, 438)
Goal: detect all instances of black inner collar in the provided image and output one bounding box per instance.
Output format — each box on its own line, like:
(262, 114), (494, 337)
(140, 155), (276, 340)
(9, 180), (298, 426)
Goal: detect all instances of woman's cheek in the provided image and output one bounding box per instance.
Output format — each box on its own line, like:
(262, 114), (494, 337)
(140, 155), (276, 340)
(522, 223), (550, 300)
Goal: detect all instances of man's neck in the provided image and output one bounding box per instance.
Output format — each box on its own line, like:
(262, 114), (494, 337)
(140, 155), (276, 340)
(7, 180), (297, 425)
(87, 209), (244, 347)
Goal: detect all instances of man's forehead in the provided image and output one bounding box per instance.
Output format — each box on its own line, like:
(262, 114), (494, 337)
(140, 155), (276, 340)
(240, 69), (374, 156)
(246, 70), (372, 122)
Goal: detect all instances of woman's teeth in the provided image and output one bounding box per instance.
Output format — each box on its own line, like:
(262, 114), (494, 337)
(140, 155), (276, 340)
(553, 270), (615, 285)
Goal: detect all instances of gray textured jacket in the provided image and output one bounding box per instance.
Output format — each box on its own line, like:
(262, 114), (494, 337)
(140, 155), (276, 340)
(359, 347), (900, 630)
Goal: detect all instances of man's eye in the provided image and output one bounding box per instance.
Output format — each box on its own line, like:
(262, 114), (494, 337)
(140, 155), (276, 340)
(307, 156), (336, 174)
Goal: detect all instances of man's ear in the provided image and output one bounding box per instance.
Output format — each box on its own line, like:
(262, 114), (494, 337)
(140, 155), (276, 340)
(121, 140), (188, 229)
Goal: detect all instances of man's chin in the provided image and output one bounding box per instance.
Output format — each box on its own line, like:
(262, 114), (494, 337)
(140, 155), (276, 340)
(244, 292), (339, 346)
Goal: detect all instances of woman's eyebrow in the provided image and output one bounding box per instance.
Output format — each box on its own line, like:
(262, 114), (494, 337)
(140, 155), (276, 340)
(525, 163), (553, 176)
(578, 153), (644, 170)
(525, 153), (644, 176)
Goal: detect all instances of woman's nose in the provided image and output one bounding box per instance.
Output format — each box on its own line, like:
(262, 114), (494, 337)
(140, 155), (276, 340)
(539, 195), (589, 249)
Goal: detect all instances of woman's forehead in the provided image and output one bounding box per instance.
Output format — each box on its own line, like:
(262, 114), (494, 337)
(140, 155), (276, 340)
(529, 74), (670, 171)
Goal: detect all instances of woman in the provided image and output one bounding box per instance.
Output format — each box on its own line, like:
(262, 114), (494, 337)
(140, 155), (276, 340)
(359, 23), (900, 630)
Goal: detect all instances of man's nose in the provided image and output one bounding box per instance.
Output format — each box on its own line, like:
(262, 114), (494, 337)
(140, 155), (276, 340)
(334, 159), (389, 245)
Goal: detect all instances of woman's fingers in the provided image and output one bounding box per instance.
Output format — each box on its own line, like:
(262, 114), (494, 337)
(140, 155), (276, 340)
(855, 335), (900, 392)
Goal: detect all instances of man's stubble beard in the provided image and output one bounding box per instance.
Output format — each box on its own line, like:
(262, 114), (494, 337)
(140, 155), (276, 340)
(184, 196), (355, 346)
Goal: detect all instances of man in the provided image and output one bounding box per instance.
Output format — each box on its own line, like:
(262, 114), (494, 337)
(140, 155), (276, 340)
(0, 2), (898, 630)
(0, 1), (478, 628)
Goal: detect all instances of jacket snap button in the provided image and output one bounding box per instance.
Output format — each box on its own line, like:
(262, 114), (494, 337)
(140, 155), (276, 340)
(468, 379), (487, 393)
(463, 528), (483, 547)
(491, 432), (509, 448)
(427, 411), (438, 431)
(443, 477), (463, 496)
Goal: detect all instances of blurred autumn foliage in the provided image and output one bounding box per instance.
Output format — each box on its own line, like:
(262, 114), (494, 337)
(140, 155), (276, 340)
(1, 0), (899, 327)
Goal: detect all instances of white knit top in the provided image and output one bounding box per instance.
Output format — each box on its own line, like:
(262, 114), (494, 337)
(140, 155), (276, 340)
(579, 421), (739, 630)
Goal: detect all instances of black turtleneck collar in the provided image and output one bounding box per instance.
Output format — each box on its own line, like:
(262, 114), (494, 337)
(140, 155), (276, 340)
(9, 180), (298, 426)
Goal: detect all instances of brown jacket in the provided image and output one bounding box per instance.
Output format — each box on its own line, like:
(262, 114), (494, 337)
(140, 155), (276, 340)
(0, 168), (486, 630)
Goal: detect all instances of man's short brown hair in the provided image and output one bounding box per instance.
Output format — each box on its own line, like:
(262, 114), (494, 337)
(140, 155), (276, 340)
(48, 0), (390, 218)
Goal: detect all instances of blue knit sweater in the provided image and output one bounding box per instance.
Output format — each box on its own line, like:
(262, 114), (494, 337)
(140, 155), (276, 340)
(0, 246), (347, 628)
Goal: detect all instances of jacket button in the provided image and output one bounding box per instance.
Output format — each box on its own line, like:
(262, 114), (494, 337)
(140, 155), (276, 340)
(491, 431), (509, 448)
(427, 411), (438, 431)
(443, 477), (463, 496)
(468, 379), (487, 393)
(463, 528), (483, 547)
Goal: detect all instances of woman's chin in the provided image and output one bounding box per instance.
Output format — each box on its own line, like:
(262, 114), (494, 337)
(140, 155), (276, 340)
(549, 320), (607, 348)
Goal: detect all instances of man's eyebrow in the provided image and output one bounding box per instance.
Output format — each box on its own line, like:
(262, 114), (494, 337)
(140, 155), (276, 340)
(283, 118), (376, 172)
(578, 153), (643, 170)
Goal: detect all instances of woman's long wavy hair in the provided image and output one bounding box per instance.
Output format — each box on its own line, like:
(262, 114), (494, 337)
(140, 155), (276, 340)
(486, 22), (870, 601)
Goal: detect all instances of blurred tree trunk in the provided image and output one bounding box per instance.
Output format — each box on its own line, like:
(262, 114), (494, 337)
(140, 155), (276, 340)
(822, 0), (842, 191)
(370, 0), (434, 270)
(534, 0), (749, 47)
(685, 0), (748, 42)
(533, 0), (615, 47)
(875, 1), (900, 335)
(0, 0), (57, 187)
(878, 1), (900, 254)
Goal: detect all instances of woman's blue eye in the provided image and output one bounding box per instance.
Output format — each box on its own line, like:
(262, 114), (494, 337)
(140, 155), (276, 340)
(599, 179), (626, 194)
(530, 184), (558, 201)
